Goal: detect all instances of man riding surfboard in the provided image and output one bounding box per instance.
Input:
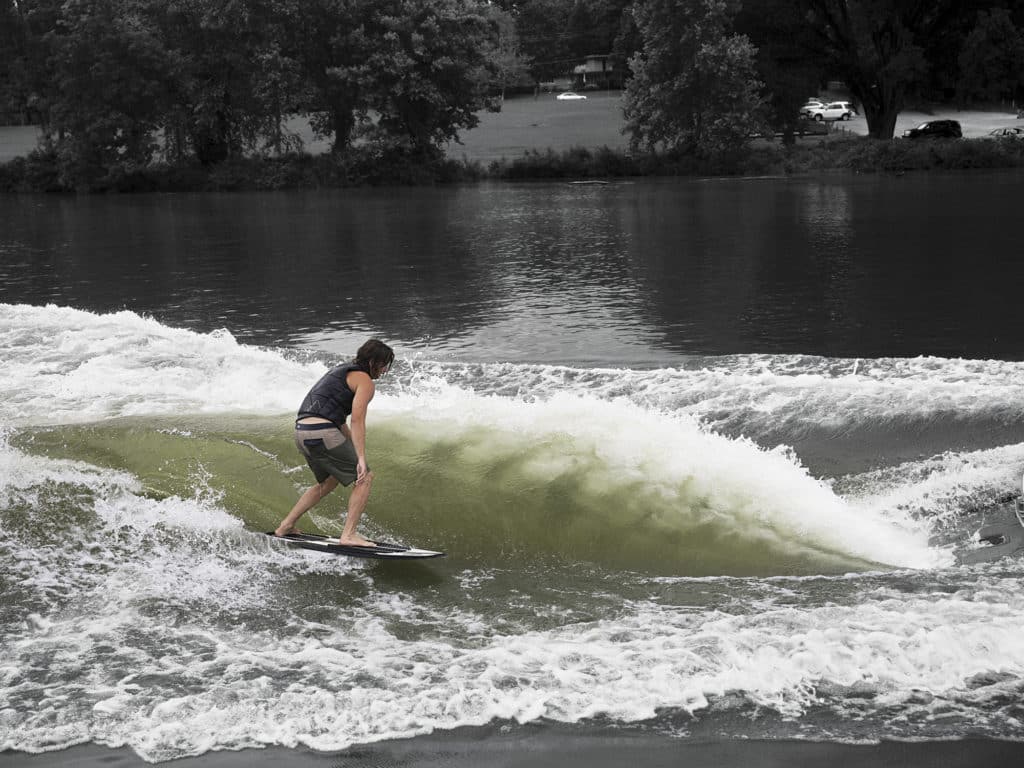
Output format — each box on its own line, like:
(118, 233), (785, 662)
(273, 339), (394, 547)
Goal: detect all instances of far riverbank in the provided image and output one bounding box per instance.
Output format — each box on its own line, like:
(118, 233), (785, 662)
(2, 94), (1023, 192)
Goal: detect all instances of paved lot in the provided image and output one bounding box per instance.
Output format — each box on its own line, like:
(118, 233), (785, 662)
(826, 109), (1024, 139)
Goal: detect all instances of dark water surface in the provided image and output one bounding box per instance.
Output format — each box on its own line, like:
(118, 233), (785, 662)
(3, 170), (1022, 363)
(3, 172), (1024, 762)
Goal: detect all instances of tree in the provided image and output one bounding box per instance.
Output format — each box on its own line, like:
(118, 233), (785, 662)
(515, 0), (573, 83)
(43, 0), (171, 185)
(0, 0), (65, 128)
(481, 4), (532, 99)
(509, 0), (631, 85)
(801, 0), (965, 139)
(611, 0), (641, 81)
(363, 0), (495, 158)
(282, 0), (375, 154)
(283, 0), (495, 157)
(42, 0), (305, 170)
(150, 0), (302, 165)
(957, 8), (1024, 106)
(736, 0), (824, 144)
(566, 0), (601, 60)
(623, 0), (766, 159)
(0, 1), (26, 122)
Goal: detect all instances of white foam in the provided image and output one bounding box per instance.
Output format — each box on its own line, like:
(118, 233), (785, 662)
(6, 304), (1024, 436)
(7, 576), (1023, 759)
(840, 443), (1024, 529)
(0, 303), (323, 425)
(403, 355), (1024, 435)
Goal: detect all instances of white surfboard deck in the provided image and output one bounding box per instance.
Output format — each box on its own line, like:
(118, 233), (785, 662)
(265, 531), (445, 560)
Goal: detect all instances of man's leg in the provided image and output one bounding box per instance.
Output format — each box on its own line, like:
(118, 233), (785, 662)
(339, 471), (374, 546)
(275, 476), (339, 536)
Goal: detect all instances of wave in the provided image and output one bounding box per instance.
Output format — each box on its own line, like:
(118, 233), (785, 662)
(13, 407), (940, 575)
(8, 302), (1024, 574)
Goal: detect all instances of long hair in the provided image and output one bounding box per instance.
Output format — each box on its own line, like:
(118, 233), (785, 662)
(354, 338), (395, 375)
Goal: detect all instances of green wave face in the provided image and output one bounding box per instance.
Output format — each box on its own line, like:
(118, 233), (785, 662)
(16, 416), (302, 525)
(17, 415), (882, 576)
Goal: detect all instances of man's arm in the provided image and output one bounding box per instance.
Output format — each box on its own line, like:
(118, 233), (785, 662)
(348, 372), (376, 483)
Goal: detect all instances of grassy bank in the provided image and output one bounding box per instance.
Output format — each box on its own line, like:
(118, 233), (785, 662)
(0, 145), (486, 193)
(4, 134), (1024, 193)
(485, 133), (1024, 179)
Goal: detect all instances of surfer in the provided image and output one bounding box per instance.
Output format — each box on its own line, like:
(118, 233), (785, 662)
(274, 339), (395, 547)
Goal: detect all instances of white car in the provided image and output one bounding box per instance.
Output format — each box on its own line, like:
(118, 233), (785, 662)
(556, 91), (587, 101)
(989, 126), (1024, 139)
(799, 99), (825, 117)
(806, 101), (856, 121)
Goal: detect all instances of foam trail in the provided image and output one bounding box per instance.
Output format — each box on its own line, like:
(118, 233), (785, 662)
(6, 304), (1024, 446)
(402, 355), (1024, 436)
(6, 564), (1024, 758)
(840, 443), (1024, 528)
(0, 303), (324, 426)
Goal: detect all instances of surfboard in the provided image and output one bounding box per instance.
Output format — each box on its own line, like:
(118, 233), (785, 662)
(264, 531), (445, 560)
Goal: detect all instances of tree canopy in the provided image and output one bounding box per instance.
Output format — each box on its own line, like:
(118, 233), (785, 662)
(624, 0), (766, 158)
(0, 0), (500, 186)
(4, 0), (1024, 187)
(957, 8), (1024, 105)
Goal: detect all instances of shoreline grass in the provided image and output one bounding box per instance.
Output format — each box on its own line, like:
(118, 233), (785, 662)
(4, 134), (1024, 193)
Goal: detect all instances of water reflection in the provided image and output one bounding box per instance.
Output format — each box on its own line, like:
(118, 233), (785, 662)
(1, 171), (1023, 363)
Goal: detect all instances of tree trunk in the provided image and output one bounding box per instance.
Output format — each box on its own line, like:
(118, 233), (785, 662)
(855, 80), (902, 139)
(273, 100), (283, 156)
(329, 101), (355, 154)
(192, 111), (230, 166)
(864, 100), (900, 139)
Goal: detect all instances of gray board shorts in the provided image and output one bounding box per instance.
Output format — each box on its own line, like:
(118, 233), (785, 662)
(294, 422), (363, 486)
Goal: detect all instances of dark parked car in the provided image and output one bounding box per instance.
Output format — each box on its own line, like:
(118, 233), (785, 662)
(902, 120), (962, 139)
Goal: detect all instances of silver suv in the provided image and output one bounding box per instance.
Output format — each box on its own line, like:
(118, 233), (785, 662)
(806, 101), (857, 121)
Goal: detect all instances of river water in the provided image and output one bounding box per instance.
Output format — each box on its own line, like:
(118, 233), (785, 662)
(2, 172), (1024, 761)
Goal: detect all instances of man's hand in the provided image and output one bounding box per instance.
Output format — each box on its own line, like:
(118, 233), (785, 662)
(356, 458), (368, 484)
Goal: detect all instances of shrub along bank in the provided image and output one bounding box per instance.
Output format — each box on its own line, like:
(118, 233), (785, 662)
(3, 135), (1024, 193)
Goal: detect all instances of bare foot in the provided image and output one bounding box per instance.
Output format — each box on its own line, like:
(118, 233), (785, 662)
(338, 534), (377, 547)
(274, 526), (302, 537)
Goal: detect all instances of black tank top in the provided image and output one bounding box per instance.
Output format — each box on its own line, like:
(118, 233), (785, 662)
(296, 362), (368, 428)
